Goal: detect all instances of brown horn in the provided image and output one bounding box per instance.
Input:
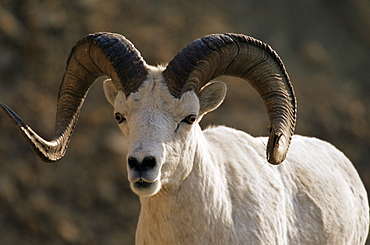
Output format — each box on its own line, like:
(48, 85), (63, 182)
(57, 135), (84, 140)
(1, 32), (147, 162)
(163, 33), (296, 164)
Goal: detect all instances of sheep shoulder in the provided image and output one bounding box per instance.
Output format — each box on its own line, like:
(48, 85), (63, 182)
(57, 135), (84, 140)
(201, 126), (369, 244)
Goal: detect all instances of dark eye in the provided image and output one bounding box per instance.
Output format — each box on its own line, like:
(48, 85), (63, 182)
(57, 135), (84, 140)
(115, 112), (126, 124)
(182, 114), (197, 125)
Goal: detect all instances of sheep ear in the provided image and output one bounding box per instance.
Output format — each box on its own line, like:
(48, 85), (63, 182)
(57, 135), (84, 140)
(103, 79), (119, 106)
(198, 81), (227, 116)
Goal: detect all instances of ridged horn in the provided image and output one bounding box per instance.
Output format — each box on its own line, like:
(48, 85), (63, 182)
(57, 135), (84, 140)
(163, 33), (296, 164)
(1, 32), (147, 162)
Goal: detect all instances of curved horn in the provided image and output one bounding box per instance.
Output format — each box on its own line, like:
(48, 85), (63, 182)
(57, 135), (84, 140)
(163, 33), (296, 164)
(1, 32), (147, 162)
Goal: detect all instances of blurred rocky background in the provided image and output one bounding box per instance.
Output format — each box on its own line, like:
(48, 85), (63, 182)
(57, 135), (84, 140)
(0, 0), (369, 244)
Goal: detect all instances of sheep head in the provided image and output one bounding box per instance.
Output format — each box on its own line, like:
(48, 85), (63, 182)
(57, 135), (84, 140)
(103, 68), (227, 196)
(1, 33), (296, 196)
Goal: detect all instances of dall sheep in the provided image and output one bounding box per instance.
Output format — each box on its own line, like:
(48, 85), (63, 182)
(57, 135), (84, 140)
(1, 32), (369, 244)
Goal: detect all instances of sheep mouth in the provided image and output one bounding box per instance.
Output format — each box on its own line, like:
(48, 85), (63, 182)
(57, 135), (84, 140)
(130, 178), (161, 196)
(134, 179), (152, 189)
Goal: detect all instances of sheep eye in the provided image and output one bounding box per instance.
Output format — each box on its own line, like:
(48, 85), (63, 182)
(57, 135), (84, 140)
(182, 114), (197, 125)
(115, 112), (126, 124)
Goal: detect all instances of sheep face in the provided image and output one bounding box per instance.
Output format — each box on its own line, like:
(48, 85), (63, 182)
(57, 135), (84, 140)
(103, 67), (226, 196)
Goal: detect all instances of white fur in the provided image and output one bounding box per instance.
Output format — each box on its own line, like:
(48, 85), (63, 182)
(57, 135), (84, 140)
(104, 66), (369, 244)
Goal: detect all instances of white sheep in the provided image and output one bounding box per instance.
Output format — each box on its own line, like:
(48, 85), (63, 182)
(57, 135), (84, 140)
(1, 32), (368, 244)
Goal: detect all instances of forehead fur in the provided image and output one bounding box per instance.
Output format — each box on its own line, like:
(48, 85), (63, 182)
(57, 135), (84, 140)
(114, 65), (200, 118)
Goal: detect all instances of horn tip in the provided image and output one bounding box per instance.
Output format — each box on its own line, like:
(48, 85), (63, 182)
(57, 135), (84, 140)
(1, 102), (27, 128)
(266, 130), (290, 165)
(1, 102), (64, 163)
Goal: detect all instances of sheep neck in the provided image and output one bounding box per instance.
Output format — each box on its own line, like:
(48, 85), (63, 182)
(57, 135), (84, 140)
(136, 135), (234, 244)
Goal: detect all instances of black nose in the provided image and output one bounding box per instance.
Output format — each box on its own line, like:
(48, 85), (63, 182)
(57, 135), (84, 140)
(128, 156), (156, 172)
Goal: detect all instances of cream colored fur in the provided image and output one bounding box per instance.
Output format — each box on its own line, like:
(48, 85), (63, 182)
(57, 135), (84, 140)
(104, 66), (369, 244)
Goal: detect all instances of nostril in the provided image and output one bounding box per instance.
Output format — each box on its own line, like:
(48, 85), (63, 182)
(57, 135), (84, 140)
(142, 156), (156, 170)
(128, 156), (140, 170)
(128, 156), (156, 171)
